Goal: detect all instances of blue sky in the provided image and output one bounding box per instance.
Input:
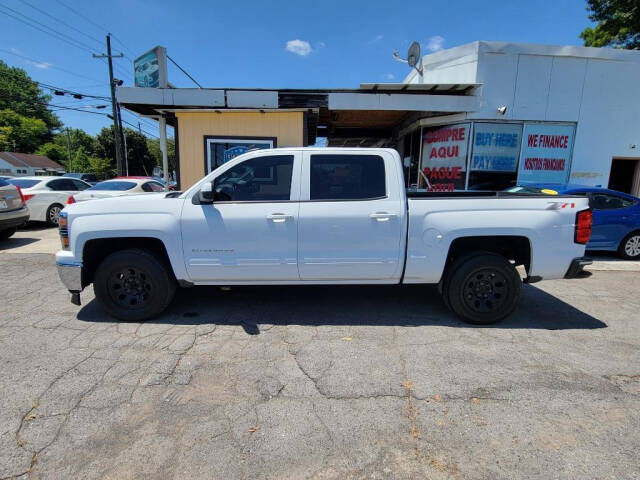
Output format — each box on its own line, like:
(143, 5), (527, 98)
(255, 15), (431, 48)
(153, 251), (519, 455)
(0, 0), (594, 136)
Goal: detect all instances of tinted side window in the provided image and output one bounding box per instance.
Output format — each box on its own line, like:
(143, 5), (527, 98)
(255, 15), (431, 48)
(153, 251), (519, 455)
(591, 193), (634, 210)
(310, 154), (385, 200)
(214, 155), (294, 202)
(47, 179), (76, 191)
(71, 179), (90, 190)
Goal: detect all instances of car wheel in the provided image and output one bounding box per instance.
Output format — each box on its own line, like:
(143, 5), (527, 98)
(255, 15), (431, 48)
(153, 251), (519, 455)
(93, 248), (176, 321)
(0, 227), (17, 240)
(46, 203), (63, 227)
(443, 252), (522, 324)
(619, 232), (640, 260)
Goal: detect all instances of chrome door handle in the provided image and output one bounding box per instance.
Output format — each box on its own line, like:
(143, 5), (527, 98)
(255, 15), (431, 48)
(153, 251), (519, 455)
(369, 212), (397, 222)
(267, 213), (293, 223)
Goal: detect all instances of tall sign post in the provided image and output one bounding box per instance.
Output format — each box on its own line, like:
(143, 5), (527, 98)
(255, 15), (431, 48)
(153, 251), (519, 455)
(133, 46), (169, 188)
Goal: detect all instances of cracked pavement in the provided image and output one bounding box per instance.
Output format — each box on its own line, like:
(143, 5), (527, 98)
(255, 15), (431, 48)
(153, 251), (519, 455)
(1, 250), (639, 479)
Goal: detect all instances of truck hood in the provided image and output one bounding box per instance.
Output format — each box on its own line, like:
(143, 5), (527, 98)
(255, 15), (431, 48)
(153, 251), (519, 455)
(63, 192), (174, 215)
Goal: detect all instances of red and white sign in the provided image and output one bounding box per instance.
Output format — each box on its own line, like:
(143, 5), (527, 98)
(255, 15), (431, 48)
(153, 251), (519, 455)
(420, 123), (470, 191)
(517, 124), (575, 184)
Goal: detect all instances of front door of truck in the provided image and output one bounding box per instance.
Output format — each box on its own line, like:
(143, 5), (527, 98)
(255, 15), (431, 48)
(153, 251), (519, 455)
(297, 152), (404, 281)
(181, 152), (302, 282)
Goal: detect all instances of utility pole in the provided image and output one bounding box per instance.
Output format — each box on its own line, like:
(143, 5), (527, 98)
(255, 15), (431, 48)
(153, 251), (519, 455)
(116, 103), (128, 175)
(93, 34), (124, 176)
(65, 128), (72, 172)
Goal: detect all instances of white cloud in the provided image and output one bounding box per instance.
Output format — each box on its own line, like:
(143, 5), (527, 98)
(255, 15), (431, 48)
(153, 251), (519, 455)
(285, 39), (313, 56)
(368, 34), (383, 44)
(425, 35), (445, 52)
(31, 61), (52, 69)
(382, 73), (395, 81)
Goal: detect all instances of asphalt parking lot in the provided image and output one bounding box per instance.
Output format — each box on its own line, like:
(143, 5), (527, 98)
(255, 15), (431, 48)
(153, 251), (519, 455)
(1, 226), (639, 479)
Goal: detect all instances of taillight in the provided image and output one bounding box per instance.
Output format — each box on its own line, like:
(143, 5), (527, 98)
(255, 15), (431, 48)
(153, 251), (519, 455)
(66, 195), (76, 205)
(59, 211), (69, 249)
(16, 185), (26, 206)
(575, 209), (592, 244)
(23, 193), (35, 202)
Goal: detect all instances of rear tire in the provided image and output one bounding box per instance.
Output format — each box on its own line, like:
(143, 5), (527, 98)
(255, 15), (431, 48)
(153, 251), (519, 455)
(0, 227), (17, 240)
(618, 232), (640, 260)
(46, 203), (63, 227)
(443, 252), (522, 324)
(93, 248), (176, 321)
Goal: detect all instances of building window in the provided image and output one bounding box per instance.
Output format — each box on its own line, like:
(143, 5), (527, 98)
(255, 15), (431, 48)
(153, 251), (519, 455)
(468, 122), (523, 190)
(205, 136), (276, 174)
(420, 123), (470, 191)
(517, 124), (575, 185)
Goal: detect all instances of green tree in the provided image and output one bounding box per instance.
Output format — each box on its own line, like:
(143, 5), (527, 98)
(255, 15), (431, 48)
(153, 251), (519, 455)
(580, 0), (640, 49)
(87, 156), (113, 179)
(96, 125), (155, 176)
(146, 137), (176, 172)
(0, 109), (48, 152)
(0, 60), (61, 135)
(36, 142), (67, 166)
(70, 146), (91, 172)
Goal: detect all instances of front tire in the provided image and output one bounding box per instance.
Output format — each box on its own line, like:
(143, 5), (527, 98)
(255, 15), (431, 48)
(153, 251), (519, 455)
(443, 253), (522, 324)
(46, 203), (63, 227)
(93, 248), (176, 321)
(619, 232), (640, 260)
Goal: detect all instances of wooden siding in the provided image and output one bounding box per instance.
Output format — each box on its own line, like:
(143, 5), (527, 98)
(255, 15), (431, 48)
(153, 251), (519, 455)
(176, 111), (304, 188)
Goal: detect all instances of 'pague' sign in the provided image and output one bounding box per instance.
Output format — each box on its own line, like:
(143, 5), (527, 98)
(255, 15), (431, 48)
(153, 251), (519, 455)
(421, 123), (470, 191)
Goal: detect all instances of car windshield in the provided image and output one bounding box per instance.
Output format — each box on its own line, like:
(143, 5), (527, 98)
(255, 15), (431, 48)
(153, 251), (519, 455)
(89, 181), (136, 191)
(8, 179), (40, 188)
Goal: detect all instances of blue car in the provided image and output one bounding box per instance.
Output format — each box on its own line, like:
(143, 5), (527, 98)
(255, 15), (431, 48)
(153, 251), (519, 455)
(506, 184), (640, 259)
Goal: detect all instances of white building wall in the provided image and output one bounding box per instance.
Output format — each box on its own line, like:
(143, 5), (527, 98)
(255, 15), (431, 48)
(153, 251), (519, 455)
(407, 41), (640, 187)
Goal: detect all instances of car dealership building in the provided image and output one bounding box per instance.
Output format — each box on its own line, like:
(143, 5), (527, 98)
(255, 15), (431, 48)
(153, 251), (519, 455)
(118, 41), (640, 196)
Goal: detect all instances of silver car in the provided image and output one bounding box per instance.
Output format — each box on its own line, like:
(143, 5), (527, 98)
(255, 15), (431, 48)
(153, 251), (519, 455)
(0, 178), (29, 240)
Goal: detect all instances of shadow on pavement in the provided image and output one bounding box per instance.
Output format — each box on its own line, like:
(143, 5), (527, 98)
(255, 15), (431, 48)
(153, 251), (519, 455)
(0, 237), (39, 250)
(77, 283), (607, 334)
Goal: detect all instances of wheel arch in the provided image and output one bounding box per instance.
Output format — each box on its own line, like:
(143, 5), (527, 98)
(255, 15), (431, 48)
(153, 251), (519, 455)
(81, 237), (175, 288)
(444, 235), (532, 278)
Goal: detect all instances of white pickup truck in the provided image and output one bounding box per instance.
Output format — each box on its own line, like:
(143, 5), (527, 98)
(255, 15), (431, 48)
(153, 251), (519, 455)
(55, 148), (593, 324)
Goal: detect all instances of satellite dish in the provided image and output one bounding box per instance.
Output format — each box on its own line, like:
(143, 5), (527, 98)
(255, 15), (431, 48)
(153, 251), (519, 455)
(407, 41), (421, 68)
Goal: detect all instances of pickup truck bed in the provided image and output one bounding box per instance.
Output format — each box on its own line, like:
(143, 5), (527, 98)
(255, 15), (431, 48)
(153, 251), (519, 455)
(56, 147), (592, 324)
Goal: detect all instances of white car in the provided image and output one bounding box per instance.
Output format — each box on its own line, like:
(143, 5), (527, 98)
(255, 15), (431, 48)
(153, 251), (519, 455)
(69, 178), (166, 203)
(8, 176), (91, 226)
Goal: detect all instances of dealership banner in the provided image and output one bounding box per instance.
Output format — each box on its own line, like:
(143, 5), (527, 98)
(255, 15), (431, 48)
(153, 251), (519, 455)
(517, 124), (574, 184)
(471, 123), (522, 172)
(421, 123), (470, 191)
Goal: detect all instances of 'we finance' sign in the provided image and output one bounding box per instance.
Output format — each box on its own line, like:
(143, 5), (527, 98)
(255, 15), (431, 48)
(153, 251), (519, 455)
(517, 124), (575, 184)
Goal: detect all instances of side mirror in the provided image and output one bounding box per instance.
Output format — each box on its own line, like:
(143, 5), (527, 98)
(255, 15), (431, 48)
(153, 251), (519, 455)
(198, 182), (214, 204)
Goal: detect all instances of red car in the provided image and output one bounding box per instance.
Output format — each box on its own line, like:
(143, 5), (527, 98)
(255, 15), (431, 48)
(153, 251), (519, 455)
(114, 176), (178, 191)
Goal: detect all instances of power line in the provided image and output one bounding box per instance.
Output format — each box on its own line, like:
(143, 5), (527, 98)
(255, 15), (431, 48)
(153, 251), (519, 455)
(18, 0), (104, 49)
(0, 48), (104, 83)
(0, 4), (96, 54)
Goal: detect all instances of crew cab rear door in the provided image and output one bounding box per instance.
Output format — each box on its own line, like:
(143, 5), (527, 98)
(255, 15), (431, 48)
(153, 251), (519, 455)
(297, 151), (405, 281)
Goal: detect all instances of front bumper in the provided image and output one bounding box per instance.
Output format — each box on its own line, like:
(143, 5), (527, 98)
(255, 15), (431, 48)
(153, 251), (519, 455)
(0, 207), (29, 229)
(564, 257), (593, 279)
(56, 261), (83, 291)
